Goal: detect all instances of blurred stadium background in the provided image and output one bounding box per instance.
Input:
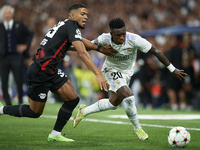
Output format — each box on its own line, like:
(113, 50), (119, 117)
(0, 0), (200, 110)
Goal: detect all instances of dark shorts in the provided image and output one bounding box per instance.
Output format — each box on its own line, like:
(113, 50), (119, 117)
(27, 62), (68, 102)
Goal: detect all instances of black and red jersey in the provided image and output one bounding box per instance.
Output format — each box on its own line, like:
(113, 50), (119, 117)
(34, 19), (82, 74)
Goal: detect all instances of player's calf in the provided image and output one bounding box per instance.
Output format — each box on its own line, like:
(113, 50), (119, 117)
(2, 104), (41, 118)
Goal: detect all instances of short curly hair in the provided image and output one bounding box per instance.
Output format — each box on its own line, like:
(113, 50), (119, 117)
(109, 18), (125, 30)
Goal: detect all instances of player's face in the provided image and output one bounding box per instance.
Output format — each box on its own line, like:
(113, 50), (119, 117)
(111, 27), (126, 45)
(72, 8), (88, 29)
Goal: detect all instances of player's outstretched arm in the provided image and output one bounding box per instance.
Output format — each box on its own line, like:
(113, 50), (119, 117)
(72, 40), (108, 92)
(148, 45), (187, 81)
(82, 38), (118, 56)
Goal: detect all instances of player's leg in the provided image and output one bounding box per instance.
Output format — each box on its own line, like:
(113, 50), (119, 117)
(48, 79), (79, 142)
(0, 62), (49, 118)
(84, 91), (119, 115)
(73, 68), (125, 128)
(118, 86), (148, 140)
(73, 91), (119, 128)
(0, 96), (44, 118)
(117, 86), (141, 131)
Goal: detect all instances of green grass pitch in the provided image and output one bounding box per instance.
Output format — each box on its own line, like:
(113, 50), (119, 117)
(0, 102), (200, 150)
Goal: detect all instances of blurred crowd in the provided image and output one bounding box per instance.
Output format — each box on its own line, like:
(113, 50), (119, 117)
(0, 0), (200, 110)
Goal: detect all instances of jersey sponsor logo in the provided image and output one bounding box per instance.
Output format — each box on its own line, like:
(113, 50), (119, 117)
(113, 54), (132, 61)
(75, 29), (82, 39)
(38, 93), (47, 99)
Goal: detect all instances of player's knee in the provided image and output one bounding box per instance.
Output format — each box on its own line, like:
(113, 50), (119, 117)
(30, 111), (41, 118)
(62, 97), (80, 111)
(118, 86), (133, 98)
(108, 101), (118, 110)
(111, 106), (118, 110)
(27, 109), (41, 118)
(71, 97), (80, 106)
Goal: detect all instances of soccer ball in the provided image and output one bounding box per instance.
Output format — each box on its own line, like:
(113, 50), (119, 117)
(168, 126), (191, 148)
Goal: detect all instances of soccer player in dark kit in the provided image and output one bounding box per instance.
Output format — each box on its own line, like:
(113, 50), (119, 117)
(0, 3), (116, 142)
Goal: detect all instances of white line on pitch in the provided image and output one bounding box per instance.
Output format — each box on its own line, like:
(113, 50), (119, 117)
(41, 115), (200, 131)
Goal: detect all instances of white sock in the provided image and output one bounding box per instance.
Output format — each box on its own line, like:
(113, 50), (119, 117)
(51, 130), (61, 137)
(0, 106), (4, 115)
(84, 98), (117, 116)
(123, 96), (141, 132)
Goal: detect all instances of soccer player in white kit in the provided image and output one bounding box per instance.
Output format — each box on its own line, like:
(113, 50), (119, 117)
(73, 18), (187, 140)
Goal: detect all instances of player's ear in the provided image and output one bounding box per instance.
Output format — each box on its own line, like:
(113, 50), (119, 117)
(69, 14), (72, 19)
(69, 12), (75, 20)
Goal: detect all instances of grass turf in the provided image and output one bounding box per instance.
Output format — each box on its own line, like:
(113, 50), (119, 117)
(0, 102), (199, 150)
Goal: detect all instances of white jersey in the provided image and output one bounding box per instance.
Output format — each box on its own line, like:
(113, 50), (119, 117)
(94, 32), (152, 76)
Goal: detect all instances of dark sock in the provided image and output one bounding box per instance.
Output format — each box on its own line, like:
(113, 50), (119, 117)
(53, 97), (80, 132)
(3, 104), (41, 118)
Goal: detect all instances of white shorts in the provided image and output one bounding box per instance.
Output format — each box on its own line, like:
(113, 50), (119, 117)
(102, 66), (131, 93)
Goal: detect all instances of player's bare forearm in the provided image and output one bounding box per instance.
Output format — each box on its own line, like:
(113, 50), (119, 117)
(72, 41), (108, 91)
(79, 51), (108, 91)
(148, 45), (187, 81)
(82, 38), (98, 50)
(148, 45), (170, 66)
(72, 41), (98, 74)
(79, 51), (99, 75)
(82, 38), (118, 56)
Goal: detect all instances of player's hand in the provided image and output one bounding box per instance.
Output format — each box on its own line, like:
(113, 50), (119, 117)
(100, 45), (118, 56)
(96, 74), (108, 92)
(172, 69), (187, 81)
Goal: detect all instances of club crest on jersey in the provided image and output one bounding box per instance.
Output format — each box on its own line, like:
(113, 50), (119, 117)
(115, 80), (120, 84)
(127, 48), (131, 52)
(75, 29), (82, 39)
(38, 93), (46, 99)
(58, 69), (65, 77)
